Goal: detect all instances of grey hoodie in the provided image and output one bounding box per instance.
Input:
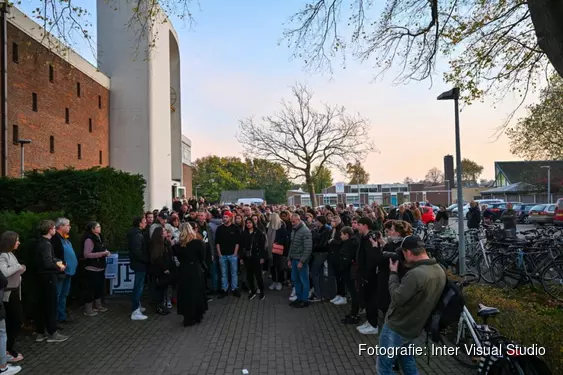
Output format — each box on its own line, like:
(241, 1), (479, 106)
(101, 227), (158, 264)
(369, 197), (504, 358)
(208, 218), (223, 257)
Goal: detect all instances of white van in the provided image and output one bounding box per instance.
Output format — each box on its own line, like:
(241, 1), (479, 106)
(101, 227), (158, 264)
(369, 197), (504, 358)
(236, 198), (264, 206)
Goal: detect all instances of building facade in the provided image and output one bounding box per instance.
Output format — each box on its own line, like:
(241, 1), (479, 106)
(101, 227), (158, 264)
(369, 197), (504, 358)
(2, 8), (110, 178)
(181, 136), (193, 198)
(0, 5), (191, 210)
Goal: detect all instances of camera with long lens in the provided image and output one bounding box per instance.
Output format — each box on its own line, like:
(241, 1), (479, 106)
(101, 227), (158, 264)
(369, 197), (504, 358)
(382, 249), (405, 262)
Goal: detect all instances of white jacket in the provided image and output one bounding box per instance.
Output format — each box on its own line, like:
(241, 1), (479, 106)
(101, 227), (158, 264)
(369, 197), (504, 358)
(0, 252), (23, 302)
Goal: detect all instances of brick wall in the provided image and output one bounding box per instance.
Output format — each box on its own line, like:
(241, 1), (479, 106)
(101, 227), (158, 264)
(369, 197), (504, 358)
(5, 23), (109, 177)
(182, 163), (193, 197)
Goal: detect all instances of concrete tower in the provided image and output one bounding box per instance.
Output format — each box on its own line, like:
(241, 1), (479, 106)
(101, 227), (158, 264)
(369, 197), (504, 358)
(96, 0), (182, 210)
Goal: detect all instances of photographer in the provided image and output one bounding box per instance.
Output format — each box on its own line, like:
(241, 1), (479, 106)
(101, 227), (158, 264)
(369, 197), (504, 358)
(355, 217), (380, 335)
(338, 226), (361, 324)
(376, 236), (446, 375)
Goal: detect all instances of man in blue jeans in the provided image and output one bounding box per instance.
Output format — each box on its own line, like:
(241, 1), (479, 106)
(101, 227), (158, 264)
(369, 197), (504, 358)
(215, 211), (241, 298)
(377, 236), (446, 374)
(288, 213), (312, 308)
(127, 216), (149, 321)
(50, 218), (78, 324)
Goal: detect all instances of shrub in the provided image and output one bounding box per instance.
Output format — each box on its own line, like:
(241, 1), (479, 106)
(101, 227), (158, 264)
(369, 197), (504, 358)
(0, 167), (145, 252)
(464, 284), (562, 374)
(0, 210), (64, 318)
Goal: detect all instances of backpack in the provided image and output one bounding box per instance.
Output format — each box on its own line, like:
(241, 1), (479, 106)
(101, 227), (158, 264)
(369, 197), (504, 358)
(425, 278), (465, 342)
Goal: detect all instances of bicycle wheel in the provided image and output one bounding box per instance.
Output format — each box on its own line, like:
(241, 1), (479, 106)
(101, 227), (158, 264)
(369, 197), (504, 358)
(490, 254), (521, 289)
(465, 256), (481, 282)
(476, 253), (494, 284)
(540, 259), (563, 302)
(439, 319), (480, 369)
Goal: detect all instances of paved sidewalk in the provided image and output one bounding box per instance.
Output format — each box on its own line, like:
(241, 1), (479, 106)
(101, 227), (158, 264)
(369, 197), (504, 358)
(17, 289), (473, 375)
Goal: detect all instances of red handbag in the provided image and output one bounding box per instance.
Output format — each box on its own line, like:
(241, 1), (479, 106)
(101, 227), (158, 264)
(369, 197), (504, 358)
(272, 243), (284, 255)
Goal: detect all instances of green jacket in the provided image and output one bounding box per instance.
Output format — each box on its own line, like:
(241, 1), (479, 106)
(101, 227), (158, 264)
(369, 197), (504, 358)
(385, 259), (446, 339)
(288, 223), (312, 264)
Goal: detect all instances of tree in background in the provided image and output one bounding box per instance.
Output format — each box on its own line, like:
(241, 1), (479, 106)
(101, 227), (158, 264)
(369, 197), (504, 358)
(192, 156), (291, 203)
(346, 161), (370, 185)
(424, 167), (444, 185)
(456, 158), (484, 186)
(283, 1), (563, 107)
(237, 84), (375, 207)
(507, 75), (563, 160)
(305, 165), (334, 194)
(403, 177), (414, 184)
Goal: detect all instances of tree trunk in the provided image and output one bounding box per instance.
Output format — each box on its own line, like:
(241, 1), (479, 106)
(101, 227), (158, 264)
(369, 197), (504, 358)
(305, 174), (318, 207)
(528, 0), (563, 79)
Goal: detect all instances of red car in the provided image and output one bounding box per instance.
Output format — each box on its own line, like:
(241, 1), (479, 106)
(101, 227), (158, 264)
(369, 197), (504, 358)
(421, 206), (436, 224)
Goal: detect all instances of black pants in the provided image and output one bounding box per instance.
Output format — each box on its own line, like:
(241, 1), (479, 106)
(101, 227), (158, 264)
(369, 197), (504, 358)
(4, 292), (22, 355)
(330, 261), (346, 297)
(270, 254), (285, 283)
(36, 274), (57, 335)
(84, 270), (105, 303)
(343, 271), (360, 316)
(361, 281), (379, 327)
(245, 258), (264, 293)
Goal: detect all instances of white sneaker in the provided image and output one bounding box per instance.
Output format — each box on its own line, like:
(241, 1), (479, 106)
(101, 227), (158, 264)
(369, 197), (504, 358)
(131, 308), (148, 321)
(359, 323), (379, 335)
(0, 364), (22, 374)
(330, 296), (340, 303)
(139, 305), (146, 313)
(166, 300), (172, 309)
(290, 287), (296, 298)
(275, 282), (282, 291)
(308, 287), (315, 299)
(356, 321), (370, 331)
(333, 296), (347, 305)
(269, 283), (277, 290)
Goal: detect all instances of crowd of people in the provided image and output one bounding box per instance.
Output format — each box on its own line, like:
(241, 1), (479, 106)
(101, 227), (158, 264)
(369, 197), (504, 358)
(0, 198), (449, 375)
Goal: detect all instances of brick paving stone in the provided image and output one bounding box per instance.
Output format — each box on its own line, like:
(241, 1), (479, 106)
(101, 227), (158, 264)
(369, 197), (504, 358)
(15, 286), (475, 375)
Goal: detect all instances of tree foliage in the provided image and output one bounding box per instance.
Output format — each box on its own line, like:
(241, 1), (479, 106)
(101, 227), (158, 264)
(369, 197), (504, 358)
(456, 158), (484, 184)
(307, 165), (334, 194)
(346, 161), (369, 185)
(237, 83), (375, 207)
(403, 176), (414, 184)
(192, 156), (292, 204)
(283, 0), (563, 107)
(425, 167), (444, 185)
(507, 74), (563, 160)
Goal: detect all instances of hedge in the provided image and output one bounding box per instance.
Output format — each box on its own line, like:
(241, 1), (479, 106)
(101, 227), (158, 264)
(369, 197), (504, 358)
(0, 211), (64, 317)
(464, 284), (562, 374)
(0, 167), (145, 251)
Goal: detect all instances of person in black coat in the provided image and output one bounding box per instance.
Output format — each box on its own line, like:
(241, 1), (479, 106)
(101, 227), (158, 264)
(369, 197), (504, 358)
(328, 216), (345, 303)
(240, 219), (267, 301)
(309, 216), (332, 301)
(148, 227), (175, 315)
(339, 226), (361, 324)
(467, 201), (481, 229)
(174, 223), (208, 327)
(127, 216), (149, 320)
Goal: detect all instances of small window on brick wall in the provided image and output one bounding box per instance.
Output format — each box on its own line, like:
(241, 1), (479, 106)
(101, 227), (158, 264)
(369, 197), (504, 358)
(88, 118), (93, 132)
(12, 125), (19, 145)
(77, 82), (81, 97)
(12, 43), (18, 63)
(50, 136), (55, 153)
(49, 65), (54, 82)
(98, 95), (102, 109)
(99, 150), (103, 165)
(77, 144), (82, 160)
(32, 93), (37, 112)
(65, 108), (69, 123)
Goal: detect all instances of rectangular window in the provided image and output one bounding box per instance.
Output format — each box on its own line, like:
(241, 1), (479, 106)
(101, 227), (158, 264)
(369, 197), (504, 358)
(77, 144), (81, 160)
(49, 136), (55, 153)
(12, 43), (18, 63)
(99, 150), (102, 165)
(65, 108), (69, 123)
(12, 125), (19, 145)
(76, 82), (81, 97)
(98, 95), (102, 109)
(49, 65), (54, 82)
(32, 92), (37, 112)
(88, 118), (92, 133)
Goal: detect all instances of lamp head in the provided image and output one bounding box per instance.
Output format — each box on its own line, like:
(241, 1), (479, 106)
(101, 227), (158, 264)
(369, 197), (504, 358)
(17, 139), (31, 145)
(437, 88), (460, 101)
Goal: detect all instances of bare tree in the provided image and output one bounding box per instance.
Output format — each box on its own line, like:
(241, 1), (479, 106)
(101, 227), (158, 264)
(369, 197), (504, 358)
(403, 177), (414, 184)
(424, 167), (444, 185)
(237, 83), (375, 207)
(282, 0), (562, 113)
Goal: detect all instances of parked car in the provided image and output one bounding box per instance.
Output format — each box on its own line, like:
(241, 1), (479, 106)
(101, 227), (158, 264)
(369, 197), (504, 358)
(484, 202), (524, 222)
(528, 204), (556, 225)
(421, 206), (436, 224)
(513, 203), (539, 223)
(451, 199), (505, 218)
(554, 198), (563, 226)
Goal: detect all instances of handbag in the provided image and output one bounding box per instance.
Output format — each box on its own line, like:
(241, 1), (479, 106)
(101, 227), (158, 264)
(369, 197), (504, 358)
(272, 243), (284, 255)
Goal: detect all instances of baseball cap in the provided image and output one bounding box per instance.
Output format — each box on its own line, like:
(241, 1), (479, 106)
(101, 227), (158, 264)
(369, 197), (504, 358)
(398, 235), (424, 252)
(158, 211), (169, 220)
(223, 211), (233, 218)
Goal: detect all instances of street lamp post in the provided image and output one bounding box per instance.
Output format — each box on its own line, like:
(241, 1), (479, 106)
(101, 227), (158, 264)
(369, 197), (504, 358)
(438, 87), (466, 275)
(17, 138), (31, 178)
(541, 166), (551, 203)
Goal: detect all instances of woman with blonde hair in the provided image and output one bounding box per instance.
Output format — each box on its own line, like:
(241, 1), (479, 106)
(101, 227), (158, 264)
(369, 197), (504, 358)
(173, 223), (208, 327)
(266, 213), (288, 291)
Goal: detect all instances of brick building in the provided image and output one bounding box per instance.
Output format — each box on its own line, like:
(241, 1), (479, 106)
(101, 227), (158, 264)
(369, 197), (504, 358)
(2, 13), (110, 178)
